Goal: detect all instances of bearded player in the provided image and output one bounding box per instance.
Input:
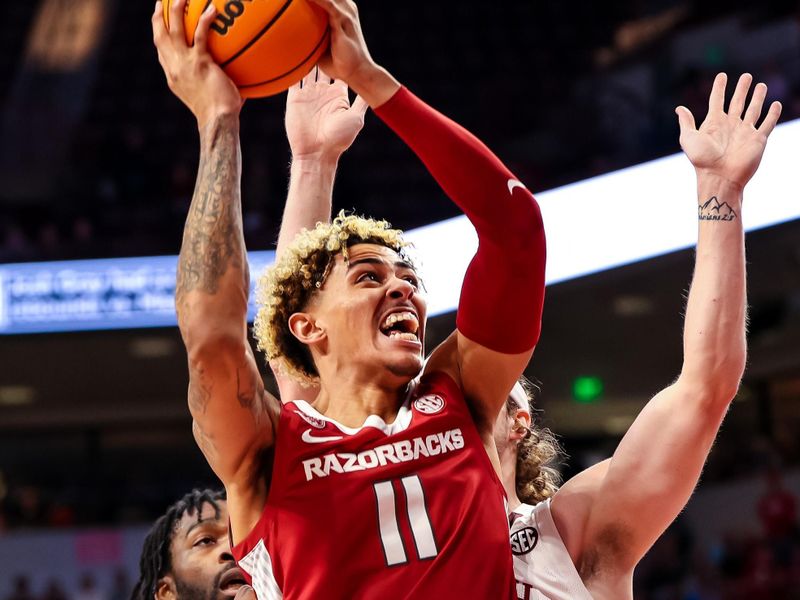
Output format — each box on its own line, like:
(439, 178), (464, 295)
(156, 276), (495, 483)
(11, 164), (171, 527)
(498, 73), (781, 599)
(152, 0), (544, 596)
(131, 489), (254, 600)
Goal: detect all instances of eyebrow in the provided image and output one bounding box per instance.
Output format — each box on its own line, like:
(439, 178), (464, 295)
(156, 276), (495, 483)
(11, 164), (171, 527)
(347, 257), (416, 271)
(184, 518), (221, 539)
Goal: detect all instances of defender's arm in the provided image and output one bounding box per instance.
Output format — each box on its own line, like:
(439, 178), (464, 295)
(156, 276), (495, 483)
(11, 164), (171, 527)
(272, 69), (367, 403)
(553, 73), (782, 576)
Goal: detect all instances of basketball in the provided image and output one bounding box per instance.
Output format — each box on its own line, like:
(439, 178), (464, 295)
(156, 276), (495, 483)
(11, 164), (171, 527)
(163, 0), (329, 98)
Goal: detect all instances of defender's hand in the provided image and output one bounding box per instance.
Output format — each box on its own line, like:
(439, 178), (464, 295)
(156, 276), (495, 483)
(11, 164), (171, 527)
(676, 73), (782, 189)
(152, 0), (242, 128)
(286, 67), (368, 163)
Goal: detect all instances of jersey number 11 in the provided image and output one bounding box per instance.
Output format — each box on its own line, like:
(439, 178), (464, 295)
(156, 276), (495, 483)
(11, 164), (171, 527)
(373, 475), (439, 566)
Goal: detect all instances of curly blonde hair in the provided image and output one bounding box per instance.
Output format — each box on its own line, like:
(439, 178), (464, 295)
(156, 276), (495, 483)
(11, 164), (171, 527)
(507, 379), (564, 505)
(254, 211), (410, 384)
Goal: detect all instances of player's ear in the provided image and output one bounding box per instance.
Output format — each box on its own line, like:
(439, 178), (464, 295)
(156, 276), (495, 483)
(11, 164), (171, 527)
(510, 410), (531, 441)
(288, 312), (327, 346)
(156, 575), (177, 600)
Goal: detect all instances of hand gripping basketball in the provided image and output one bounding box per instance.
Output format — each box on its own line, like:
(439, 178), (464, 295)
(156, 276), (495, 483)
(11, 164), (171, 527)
(160, 0), (330, 98)
(306, 0), (400, 107)
(306, 0), (375, 85)
(152, 0), (242, 127)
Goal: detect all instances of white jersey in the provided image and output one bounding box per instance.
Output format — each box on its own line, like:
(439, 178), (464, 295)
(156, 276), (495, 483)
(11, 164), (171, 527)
(509, 499), (593, 600)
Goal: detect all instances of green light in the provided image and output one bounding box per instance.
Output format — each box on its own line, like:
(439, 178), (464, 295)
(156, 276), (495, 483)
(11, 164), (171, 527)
(573, 376), (604, 403)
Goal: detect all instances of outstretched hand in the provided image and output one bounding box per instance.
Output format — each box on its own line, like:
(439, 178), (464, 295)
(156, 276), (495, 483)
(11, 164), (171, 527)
(676, 73), (782, 189)
(152, 0), (242, 128)
(286, 67), (368, 162)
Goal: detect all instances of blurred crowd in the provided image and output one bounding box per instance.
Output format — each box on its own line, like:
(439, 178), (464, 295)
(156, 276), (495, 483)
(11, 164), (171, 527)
(3, 470), (796, 600)
(1, 1), (799, 263)
(4, 572), (129, 600)
(636, 470), (799, 600)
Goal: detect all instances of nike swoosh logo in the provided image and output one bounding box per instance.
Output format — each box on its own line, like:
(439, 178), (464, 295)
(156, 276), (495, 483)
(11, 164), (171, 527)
(507, 179), (527, 195)
(301, 429), (344, 444)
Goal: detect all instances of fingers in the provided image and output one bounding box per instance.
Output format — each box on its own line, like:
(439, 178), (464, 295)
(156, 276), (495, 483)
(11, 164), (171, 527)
(743, 82), (767, 127)
(757, 101), (783, 137)
(288, 78), (302, 97)
(351, 95), (369, 118)
(234, 585), (256, 600)
(707, 72), (727, 116)
(169, 0), (187, 40)
(193, 2), (217, 51)
(331, 78), (349, 94)
(152, 1), (169, 46)
(317, 66), (332, 85)
(675, 105), (696, 134)
(727, 73), (753, 120)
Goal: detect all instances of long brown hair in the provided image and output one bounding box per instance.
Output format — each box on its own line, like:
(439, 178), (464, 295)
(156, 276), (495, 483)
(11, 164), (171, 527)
(507, 379), (564, 505)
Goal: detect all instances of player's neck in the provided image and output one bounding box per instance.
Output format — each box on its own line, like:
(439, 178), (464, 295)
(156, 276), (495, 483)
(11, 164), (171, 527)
(313, 371), (409, 428)
(501, 448), (523, 511)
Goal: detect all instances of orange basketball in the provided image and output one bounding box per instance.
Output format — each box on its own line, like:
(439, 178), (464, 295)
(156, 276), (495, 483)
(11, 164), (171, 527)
(164, 0), (330, 98)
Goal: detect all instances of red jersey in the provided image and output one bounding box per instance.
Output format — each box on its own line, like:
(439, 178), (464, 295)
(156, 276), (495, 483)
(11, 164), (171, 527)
(232, 371), (516, 599)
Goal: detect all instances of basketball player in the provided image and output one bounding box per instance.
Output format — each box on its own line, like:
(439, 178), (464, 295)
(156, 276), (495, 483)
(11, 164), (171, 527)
(152, 0), (544, 596)
(130, 489), (255, 600)
(499, 73), (782, 599)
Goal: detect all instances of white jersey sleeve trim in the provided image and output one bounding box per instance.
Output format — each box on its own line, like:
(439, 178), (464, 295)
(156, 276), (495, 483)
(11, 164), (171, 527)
(238, 539), (283, 600)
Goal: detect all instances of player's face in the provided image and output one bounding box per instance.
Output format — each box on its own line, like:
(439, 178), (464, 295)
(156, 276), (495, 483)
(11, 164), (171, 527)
(163, 501), (247, 600)
(492, 399), (530, 455)
(310, 243), (427, 383)
(493, 404), (515, 454)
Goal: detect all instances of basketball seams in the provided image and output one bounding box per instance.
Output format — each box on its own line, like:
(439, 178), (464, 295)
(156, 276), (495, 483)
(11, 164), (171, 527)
(164, 0), (329, 97)
(220, 0), (295, 68)
(236, 27), (329, 90)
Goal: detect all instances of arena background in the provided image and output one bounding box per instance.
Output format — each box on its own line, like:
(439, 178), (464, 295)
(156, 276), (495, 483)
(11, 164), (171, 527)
(1, 0), (800, 598)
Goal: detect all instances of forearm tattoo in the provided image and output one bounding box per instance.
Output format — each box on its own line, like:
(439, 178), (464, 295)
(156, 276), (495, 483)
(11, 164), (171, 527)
(698, 196), (737, 222)
(176, 116), (267, 436)
(175, 114), (247, 315)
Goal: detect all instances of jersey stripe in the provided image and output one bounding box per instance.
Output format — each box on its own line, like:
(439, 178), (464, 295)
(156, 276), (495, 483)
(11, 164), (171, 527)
(402, 475), (437, 559)
(374, 480), (407, 566)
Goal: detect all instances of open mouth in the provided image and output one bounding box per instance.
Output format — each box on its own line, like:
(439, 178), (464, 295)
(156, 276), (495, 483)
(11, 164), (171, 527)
(379, 310), (420, 342)
(219, 567), (247, 593)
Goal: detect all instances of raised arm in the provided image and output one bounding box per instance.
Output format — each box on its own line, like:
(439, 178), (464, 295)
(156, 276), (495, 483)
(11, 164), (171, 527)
(153, 0), (277, 533)
(273, 67), (367, 403)
(553, 73), (782, 579)
(310, 0), (546, 427)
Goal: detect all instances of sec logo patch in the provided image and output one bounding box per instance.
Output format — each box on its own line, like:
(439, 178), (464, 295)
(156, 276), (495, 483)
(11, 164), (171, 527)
(413, 394), (445, 415)
(510, 527), (539, 555)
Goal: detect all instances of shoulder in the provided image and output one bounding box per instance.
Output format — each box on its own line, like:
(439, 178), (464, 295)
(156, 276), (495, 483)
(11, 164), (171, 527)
(422, 332), (462, 386)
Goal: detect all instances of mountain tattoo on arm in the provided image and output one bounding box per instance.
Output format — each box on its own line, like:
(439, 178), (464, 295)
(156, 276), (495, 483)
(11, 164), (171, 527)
(698, 196), (737, 222)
